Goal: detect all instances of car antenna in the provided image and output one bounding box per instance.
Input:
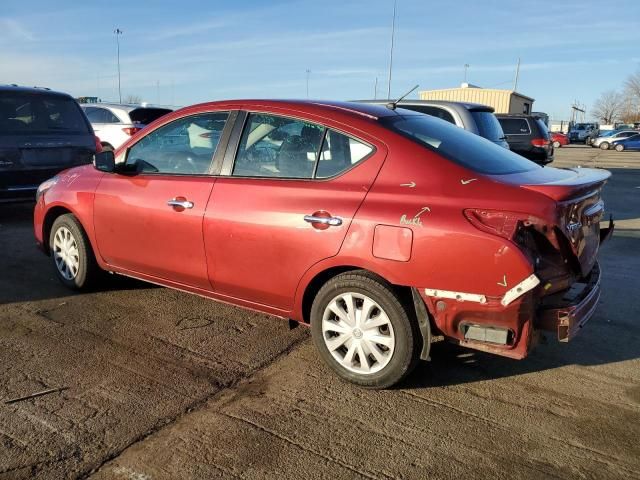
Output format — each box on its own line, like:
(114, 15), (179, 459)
(386, 84), (419, 110)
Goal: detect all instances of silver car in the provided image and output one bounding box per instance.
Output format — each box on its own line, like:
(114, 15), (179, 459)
(355, 100), (509, 149)
(592, 130), (638, 150)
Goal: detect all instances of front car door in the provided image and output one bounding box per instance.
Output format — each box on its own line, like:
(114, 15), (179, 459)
(203, 111), (386, 312)
(93, 111), (231, 290)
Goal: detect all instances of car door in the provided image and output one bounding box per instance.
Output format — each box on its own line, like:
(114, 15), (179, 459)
(93, 111), (231, 289)
(203, 111), (386, 311)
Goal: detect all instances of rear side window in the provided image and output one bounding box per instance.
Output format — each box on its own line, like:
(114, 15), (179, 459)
(85, 107), (120, 124)
(126, 112), (228, 174)
(382, 115), (539, 175)
(470, 111), (505, 142)
(498, 118), (531, 135)
(232, 113), (373, 179)
(0, 92), (89, 134)
(399, 105), (455, 124)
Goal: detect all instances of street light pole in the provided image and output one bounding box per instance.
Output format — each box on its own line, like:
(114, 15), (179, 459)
(114, 28), (123, 103)
(387, 0), (397, 99)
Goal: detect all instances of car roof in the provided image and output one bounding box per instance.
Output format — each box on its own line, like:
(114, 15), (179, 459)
(0, 84), (72, 98)
(355, 99), (494, 112)
(174, 99), (414, 120)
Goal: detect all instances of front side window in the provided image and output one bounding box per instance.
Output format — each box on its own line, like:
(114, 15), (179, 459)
(126, 112), (228, 174)
(232, 113), (373, 179)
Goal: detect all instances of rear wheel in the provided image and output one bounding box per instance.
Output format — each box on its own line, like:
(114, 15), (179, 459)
(599, 142), (609, 150)
(553, 140), (561, 149)
(49, 214), (100, 290)
(310, 271), (420, 389)
(615, 144), (625, 152)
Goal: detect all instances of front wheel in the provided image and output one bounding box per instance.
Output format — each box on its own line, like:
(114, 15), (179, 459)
(49, 214), (100, 290)
(599, 142), (609, 150)
(310, 271), (421, 389)
(615, 144), (625, 152)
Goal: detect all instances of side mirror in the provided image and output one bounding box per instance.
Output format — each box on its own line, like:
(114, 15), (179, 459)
(94, 151), (115, 173)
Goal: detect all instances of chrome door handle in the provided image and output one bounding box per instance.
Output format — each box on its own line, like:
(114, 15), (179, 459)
(167, 198), (194, 209)
(304, 215), (342, 226)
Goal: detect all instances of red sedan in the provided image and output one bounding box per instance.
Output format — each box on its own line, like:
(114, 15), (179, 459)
(34, 100), (613, 388)
(550, 131), (569, 148)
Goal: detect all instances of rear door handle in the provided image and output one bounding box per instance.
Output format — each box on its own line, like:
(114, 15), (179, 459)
(304, 215), (342, 226)
(167, 198), (194, 209)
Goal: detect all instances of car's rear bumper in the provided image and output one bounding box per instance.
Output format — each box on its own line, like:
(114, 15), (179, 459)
(536, 262), (601, 342)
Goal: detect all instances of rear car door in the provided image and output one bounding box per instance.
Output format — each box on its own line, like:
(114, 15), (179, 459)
(203, 112), (385, 311)
(0, 90), (94, 201)
(93, 111), (231, 289)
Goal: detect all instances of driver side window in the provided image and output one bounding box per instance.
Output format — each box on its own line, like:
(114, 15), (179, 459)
(126, 112), (228, 174)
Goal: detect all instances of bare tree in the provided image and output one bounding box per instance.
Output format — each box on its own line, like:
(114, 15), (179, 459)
(621, 71), (640, 123)
(591, 90), (623, 124)
(124, 94), (142, 104)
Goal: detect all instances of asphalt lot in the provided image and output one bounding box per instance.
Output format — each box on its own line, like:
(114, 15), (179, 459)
(1, 145), (639, 479)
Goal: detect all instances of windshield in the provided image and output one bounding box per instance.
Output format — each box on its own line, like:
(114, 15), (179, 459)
(382, 114), (540, 175)
(0, 92), (89, 134)
(470, 110), (505, 142)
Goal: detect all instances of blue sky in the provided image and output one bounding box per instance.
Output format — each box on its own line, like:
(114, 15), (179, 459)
(1, 0), (639, 122)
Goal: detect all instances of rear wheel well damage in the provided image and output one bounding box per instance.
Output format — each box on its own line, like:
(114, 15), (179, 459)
(301, 266), (432, 360)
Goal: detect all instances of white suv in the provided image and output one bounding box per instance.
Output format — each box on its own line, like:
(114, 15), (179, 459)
(81, 103), (172, 151)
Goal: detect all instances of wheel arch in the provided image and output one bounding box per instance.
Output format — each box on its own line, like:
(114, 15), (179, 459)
(42, 205), (96, 258)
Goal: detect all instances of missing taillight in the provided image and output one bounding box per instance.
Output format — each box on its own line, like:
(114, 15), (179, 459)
(463, 209), (523, 239)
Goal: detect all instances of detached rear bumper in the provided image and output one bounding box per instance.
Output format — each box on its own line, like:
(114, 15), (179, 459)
(537, 262), (601, 342)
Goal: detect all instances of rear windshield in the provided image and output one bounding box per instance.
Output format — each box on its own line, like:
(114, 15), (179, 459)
(129, 108), (172, 125)
(534, 118), (550, 139)
(0, 92), (89, 134)
(381, 114), (540, 175)
(498, 117), (531, 135)
(470, 110), (505, 142)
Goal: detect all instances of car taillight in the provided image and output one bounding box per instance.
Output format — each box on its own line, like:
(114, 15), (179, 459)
(463, 209), (525, 240)
(531, 138), (550, 147)
(95, 136), (103, 153)
(122, 127), (142, 136)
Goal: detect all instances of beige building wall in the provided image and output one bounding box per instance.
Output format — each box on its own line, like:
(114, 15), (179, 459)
(419, 87), (534, 114)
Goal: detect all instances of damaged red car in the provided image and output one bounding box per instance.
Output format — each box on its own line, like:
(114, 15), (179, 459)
(33, 100), (614, 388)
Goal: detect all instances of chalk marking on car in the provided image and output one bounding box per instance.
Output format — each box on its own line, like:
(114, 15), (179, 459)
(400, 181), (416, 188)
(497, 275), (508, 287)
(400, 206), (430, 226)
(460, 178), (478, 185)
(424, 288), (487, 304)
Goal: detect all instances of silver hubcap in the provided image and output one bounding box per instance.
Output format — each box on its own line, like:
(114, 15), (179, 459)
(53, 226), (80, 281)
(322, 292), (395, 375)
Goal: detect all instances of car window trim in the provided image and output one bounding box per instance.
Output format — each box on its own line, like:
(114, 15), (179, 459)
(221, 110), (377, 182)
(122, 110), (234, 177)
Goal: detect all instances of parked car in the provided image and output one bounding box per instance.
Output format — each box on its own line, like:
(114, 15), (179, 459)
(34, 100), (613, 388)
(611, 133), (640, 151)
(81, 103), (172, 151)
(495, 114), (554, 164)
(0, 85), (99, 202)
(550, 131), (569, 148)
(356, 100), (509, 149)
(568, 123), (599, 144)
(591, 130), (638, 150)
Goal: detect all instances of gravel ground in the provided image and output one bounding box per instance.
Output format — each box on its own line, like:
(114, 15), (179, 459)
(1, 145), (639, 479)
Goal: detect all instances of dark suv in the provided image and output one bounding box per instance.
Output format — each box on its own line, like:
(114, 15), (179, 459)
(495, 114), (554, 165)
(1, 85), (97, 202)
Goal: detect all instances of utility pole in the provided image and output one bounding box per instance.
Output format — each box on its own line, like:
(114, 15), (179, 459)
(464, 64), (470, 84)
(114, 28), (123, 103)
(387, 0), (397, 99)
(306, 69), (311, 99)
(513, 57), (521, 92)
(374, 76), (378, 99)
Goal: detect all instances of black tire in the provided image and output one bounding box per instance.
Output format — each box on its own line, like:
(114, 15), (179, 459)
(310, 271), (421, 389)
(49, 214), (100, 290)
(599, 142), (609, 150)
